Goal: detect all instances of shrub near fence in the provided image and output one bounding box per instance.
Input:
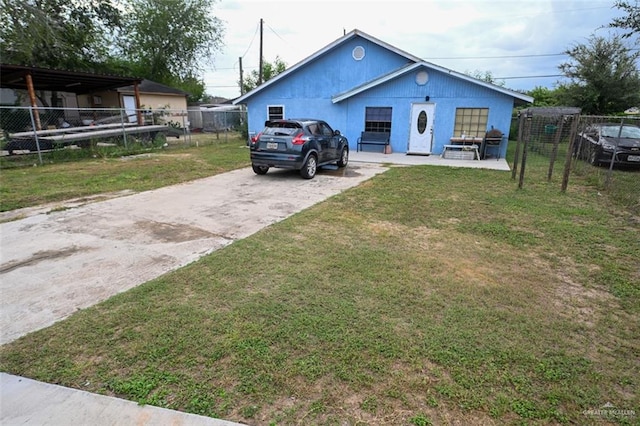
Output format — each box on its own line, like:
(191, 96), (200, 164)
(0, 106), (247, 168)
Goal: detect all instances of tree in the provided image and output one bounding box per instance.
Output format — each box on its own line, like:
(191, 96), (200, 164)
(608, 0), (639, 39)
(174, 73), (207, 104)
(0, 0), (123, 71)
(465, 69), (506, 87)
(117, 0), (224, 84)
(527, 86), (559, 107)
(557, 35), (640, 114)
(241, 56), (287, 94)
(1, 0), (225, 103)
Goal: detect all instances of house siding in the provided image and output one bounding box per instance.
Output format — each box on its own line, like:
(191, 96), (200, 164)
(338, 69), (515, 156)
(245, 36), (413, 137)
(240, 31), (527, 157)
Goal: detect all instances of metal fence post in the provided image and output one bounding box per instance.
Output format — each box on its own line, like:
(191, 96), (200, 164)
(28, 107), (44, 165)
(512, 114), (525, 180)
(605, 118), (625, 188)
(518, 111), (533, 188)
(180, 109), (190, 146)
(224, 111), (228, 142)
(120, 108), (128, 149)
(561, 114), (581, 192)
(547, 115), (565, 181)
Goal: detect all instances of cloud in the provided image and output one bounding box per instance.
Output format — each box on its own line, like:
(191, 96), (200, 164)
(203, 0), (631, 98)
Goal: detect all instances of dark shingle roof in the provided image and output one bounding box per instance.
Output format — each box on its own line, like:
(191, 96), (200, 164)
(117, 79), (188, 96)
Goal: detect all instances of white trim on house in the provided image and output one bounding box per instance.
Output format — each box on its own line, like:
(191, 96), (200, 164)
(267, 105), (285, 120)
(233, 29), (423, 105)
(332, 62), (533, 104)
(332, 63), (420, 103)
(233, 29), (533, 106)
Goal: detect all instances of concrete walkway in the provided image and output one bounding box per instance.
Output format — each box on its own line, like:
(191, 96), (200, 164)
(1, 373), (245, 425)
(0, 153), (508, 425)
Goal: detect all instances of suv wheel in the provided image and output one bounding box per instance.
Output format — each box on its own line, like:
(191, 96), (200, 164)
(252, 164), (269, 175)
(337, 147), (349, 167)
(300, 154), (317, 179)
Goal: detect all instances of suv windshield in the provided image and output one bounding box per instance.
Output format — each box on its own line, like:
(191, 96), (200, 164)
(601, 125), (640, 138)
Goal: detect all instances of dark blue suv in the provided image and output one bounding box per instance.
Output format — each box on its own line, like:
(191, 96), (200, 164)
(249, 119), (349, 179)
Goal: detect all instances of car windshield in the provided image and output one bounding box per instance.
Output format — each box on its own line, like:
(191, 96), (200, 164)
(601, 125), (640, 139)
(262, 123), (301, 136)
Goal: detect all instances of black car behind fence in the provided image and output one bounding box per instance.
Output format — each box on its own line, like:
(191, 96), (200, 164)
(513, 109), (639, 214)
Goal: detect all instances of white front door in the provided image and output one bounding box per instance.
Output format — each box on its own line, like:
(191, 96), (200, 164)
(122, 95), (137, 123)
(408, 103), (434, 154)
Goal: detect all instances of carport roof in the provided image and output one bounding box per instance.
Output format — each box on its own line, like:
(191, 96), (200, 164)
(0, 64), (141, 94)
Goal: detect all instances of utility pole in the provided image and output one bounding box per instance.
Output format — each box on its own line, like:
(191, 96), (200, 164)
(258, 18), (263, 86)
(239, 56), (244, 95)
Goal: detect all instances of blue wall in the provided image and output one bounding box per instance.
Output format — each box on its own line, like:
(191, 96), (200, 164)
(243, 35), (516, 157)
(244, 35), (411, 138)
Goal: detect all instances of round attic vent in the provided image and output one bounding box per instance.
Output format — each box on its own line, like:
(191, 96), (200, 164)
(416, 70), (429, 85)
(352, 46), (365, 61)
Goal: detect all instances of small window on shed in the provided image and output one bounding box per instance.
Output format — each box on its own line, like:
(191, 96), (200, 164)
(453, 108), (488, 138)
(365, 107), (392, 133)
(267, 105), (284, 120)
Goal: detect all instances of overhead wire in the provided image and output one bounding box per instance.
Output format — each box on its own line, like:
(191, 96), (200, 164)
(240, 21), (260, 59)
(208, 5), (636, 91)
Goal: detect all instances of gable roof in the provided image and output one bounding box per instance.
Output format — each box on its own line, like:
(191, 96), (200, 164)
(233, 29), (532, 105)
(332, 62), (533, 105)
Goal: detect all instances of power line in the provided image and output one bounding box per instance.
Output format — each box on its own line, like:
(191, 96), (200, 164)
(426, 53), (567, 60)
(429, 47), (640, 61)
(240, 21), (260, 59)
(264, 21), (288, 45)
(495, 74), (565, 80)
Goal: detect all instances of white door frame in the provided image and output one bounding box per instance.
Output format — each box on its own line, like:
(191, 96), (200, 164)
(122, 95), (137, 123)
(408, 103), (435, 155)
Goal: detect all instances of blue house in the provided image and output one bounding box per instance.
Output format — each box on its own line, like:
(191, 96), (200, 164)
(233, 29), (533, 158)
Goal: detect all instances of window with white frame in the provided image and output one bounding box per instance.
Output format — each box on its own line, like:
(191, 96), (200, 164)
(267, 105), (284, 120)
(365, 107), (392, 133)
(453, 108), (489, 138)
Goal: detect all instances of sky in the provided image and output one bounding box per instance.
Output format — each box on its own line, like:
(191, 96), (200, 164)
(202, 0), (633, 99)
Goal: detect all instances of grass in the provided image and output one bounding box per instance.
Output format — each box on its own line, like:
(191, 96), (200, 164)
(0, 135), (250, 212)
(1, 143), (638, 425)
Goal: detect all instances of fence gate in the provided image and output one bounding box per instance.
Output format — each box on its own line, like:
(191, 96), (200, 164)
(512, 107), (581, 190)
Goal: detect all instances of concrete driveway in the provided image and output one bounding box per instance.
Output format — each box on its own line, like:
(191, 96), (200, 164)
(0, 163), (387, 345)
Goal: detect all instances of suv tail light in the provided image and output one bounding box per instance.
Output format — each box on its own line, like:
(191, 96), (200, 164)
(292, 132), (308, 145)
(250, 132), (261, 144)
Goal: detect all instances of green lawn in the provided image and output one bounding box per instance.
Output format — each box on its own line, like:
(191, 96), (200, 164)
(1, 142), (638, 425)
(0, 135), (250, 212)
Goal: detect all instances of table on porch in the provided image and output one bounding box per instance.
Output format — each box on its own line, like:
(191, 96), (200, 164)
(442, 137), (483, 160)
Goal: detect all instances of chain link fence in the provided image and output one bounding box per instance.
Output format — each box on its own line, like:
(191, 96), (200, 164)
(0, 106), (247, 168)
(513, 108), (640, 213)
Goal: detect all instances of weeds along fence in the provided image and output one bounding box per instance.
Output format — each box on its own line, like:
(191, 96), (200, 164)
(513, 108), (640, 213)
(0, 106), (247, 168)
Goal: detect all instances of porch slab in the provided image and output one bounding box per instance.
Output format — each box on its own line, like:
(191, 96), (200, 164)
(349, 151), (511, 171)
